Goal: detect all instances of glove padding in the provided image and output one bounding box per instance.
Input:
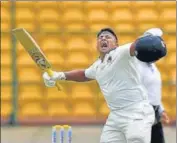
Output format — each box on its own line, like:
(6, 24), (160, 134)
(42, 72), (66, 87)
(144, 28), (163, 37)
(135, 35), (167, 62)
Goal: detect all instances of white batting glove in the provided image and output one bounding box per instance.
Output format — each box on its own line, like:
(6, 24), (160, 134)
(42, 71), (66, 87)
(144, 28), (163, 37)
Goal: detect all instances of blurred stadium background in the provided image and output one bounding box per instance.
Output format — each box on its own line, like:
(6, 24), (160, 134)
(1, 1), (176, 143)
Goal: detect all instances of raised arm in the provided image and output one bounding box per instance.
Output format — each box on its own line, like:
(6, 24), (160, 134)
(130, 28), (167, 62)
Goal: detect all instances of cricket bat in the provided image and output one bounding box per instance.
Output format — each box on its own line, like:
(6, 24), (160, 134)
(12, 28), (62, 91)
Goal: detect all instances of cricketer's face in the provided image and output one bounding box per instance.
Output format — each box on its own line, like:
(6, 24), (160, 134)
(97, 31), (117, 54)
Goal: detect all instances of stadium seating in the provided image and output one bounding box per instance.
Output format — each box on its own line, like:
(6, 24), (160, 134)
(162, 85), (170, 99)
(17, 52), (35, 66)
(17, 67), (41, 82)
(164, 85), (176, 117)
(171, 85), (176, 95)
(87, 36), (100, 60)
(110, 1), (132, 8)
(44, 51), (65, 66)
(1, 49), (11, 66)
(66, 52), (90, 69)
(15, 1), (35, 8)
(1, 1), (176, 121)
(134, 1), (157, 8)
(71, 83), (94, 100)
(38, 9), (59, 22)
(168, 52), (176, 66)
(48, 101), (70, 117)
(86, 1), (109, 9)
(18, 84), (43, 101)
(16, 22), (36, 32)
(138, 23), (160, 33)
(1, 86), (12, 101)
(114, 23), (135, 33)
(88, 9), (108, 22)
(118, 35), (135, 45)
(1, 2), (10, 31)
(36, 1), (60, 8)
(40, 35), (63, 52)
(97, 92), (105, 102)
(1, 102), (12, 118)
(46, 89), (68, 101)
(61, 1), (83, 8)
(170, 67), (176, 82)
(1, 8), (10, 31)
(1, 67), (12, 82)
(72, 101), (97, 117)
(33, 2), (58, 32)
(99, 102), (110, 117)
(1, 34), (11, 50)
(89, 23), (112, 33)
(18, 102), (46, 117)
(137, 9), (158, 22)
(159, 67), (169, 81)
(87, 9), (109, 32)
(160, 8), (176, 21)
(62, 8), (86, 32)
(37, 2), (61, 32)
(112, 8), (133, 22)
(1, 74), (12, 118)
(167, 36), (176, 52)
(67, 36), (89, 52)
(15, 3), (36, 32)
(63, 9), (84, 22)
(159, 1), (176, 8)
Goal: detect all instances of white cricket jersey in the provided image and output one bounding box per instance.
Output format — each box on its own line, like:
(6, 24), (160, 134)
(85, 43), (149, 110)
(138, 61), (164, 112)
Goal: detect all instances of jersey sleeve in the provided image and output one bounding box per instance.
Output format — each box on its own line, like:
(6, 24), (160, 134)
(138, 62), (146, 83)
(158, 71), (164, 114)
(85, 61), (98, 79)
(159, 103), (164, 114)
(115, 43), (132, 60)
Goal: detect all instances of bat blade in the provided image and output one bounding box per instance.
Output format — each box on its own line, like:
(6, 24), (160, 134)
(12, 28), (62, 90)
(12, 28), (51, 70)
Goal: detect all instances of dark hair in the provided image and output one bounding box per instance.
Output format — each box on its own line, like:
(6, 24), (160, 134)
(97, 28), (118, 42)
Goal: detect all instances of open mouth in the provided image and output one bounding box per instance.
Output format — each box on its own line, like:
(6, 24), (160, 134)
(101, 41), (108, 48)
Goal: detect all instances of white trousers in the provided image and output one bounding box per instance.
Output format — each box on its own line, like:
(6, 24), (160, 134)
(100, 101), (155, 143)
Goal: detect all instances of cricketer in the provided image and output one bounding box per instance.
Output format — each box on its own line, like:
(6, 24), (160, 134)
(42, 28), (167, 143)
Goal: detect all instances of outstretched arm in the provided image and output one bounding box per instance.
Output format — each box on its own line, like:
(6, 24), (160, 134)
(43, 69), (93, 87)
(64, 70), (92, 82)
(42, 59), (98, 87)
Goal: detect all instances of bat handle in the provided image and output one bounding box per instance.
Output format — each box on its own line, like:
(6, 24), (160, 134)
(46, 69), (62, 91)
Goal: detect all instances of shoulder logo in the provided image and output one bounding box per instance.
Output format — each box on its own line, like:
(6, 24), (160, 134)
(107, 56), (112, 63)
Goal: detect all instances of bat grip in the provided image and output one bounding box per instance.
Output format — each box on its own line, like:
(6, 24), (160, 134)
(46, 69), (62, 91)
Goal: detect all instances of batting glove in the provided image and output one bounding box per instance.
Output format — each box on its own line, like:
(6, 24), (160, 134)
(144, 28), (163, 37)
(42, 72), (66, 87)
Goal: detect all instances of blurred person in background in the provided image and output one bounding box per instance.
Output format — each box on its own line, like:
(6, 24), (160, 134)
(138, 28), (170, 143)
(42, 28), (167, 143)
(139, 60), (170, 143)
